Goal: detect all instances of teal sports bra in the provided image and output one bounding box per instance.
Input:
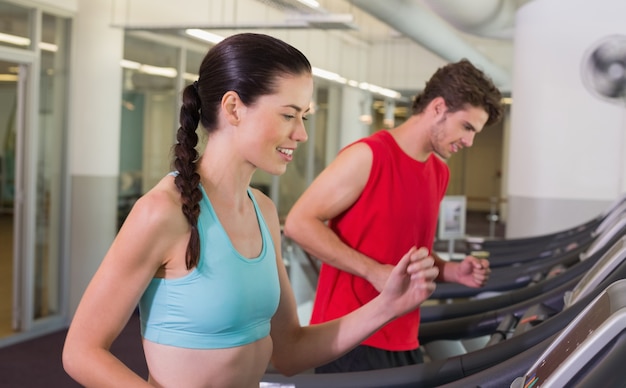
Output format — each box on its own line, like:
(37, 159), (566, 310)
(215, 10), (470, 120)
(138, 181), (280, 349)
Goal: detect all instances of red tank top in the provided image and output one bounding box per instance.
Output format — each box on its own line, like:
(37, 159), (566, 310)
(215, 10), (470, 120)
(310, 130), (449, 350)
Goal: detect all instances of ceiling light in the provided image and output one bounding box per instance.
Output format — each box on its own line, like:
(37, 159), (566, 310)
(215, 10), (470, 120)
(0, 74), (18, 82)
(0, 32), (58, 52)
(183, 72), (198, 81)
(39, 42), (58, 52)
(139, 64), (177, 78)
(120, 59), (177, 78)
(285, 13), (357, 29)
(185, 29), (224, 44)
(120, 59), (141, 70)
(312, 67), (346, 83)
(313, 69), (401, 99)
(358, 82), (401, 99)
(297, 0), (320, 9)
(0, 32), (29, 46)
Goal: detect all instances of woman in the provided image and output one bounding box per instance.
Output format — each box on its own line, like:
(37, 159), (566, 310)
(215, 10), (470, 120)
(62, 33), (439, 388)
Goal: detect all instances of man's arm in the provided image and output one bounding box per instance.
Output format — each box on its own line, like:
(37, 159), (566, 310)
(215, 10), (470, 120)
(432, 250), (490, 288)
(284, 142), (394, 292)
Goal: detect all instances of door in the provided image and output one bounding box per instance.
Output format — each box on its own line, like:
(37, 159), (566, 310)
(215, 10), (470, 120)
(0, 8), (71, 342)
(0, 60), (19, 337)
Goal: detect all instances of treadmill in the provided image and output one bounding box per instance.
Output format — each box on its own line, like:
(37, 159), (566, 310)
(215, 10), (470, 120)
(463, 193), (626, 256)
(510, 279), (626, 387)
(428, 212), (626, 301)
(437, 279), (626, 388)
(260, 235), (626, 387)
(419, 234), (626, 354)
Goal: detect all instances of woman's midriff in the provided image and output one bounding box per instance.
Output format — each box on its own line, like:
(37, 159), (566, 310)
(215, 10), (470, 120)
(142, 335), (273, 388)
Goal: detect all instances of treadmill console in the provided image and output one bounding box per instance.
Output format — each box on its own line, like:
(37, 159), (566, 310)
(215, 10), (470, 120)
(564, 235), (626, 306)
(511, 279), (626, 388)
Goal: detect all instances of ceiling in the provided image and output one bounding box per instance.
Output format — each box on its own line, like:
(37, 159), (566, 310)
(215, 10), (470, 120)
(252, 0), (532, 94)
(118, 0), (530, 98)
(0, 0), (531, 98)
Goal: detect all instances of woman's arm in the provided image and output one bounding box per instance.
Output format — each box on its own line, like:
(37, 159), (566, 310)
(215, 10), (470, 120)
(258, 192), (438, 376)
(62, 180), (187, 387)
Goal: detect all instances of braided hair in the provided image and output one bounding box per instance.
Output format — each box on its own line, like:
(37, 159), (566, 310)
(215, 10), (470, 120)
(173, 33), (312, 269)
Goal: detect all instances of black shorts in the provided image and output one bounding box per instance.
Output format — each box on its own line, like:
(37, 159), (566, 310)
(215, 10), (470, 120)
(315, 345), (424, 374)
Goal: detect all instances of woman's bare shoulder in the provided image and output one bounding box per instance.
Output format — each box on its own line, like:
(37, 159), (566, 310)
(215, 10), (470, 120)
(124, 175), (187, 234)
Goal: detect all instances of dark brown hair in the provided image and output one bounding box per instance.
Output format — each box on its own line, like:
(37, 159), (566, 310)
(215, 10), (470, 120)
(411, 59), (503, 126)
(174, 33), (312, 269)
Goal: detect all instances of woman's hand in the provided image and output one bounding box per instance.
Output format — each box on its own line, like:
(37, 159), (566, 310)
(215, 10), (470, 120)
(379, 246), (439, 319)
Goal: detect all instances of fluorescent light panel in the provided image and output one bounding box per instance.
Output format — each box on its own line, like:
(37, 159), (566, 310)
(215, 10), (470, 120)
(146, 30), (401, 99)
(185, 29), (224, 44)
(0, 74), (18, 82)
(312, 67), (346, 83)
(0, 32), (58, 52)
(297, 0), (320, 9)
(313, 68), (400, 99)
(358, 82), (401, 99)
(121, 59), (199, 82)
(0, 32), (29, 46)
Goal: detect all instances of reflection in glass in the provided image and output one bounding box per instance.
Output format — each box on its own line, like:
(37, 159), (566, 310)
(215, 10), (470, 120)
(0, 60), (16, 337)
(117, 35), (335, 229)
(33, 13), (70, 320)
(0, 3), (31, 50)
(118, 35), (186, 227)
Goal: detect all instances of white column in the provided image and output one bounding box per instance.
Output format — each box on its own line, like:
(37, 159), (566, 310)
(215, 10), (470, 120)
(339, 87), (372, 149)
(506, 0), (626, 237)
(325, 85), (342, 162)
(67, 0), (123, 315)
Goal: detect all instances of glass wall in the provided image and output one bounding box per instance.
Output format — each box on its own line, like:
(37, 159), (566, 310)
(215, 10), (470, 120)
(33, 11), (70, 320)
(272, 86), (330, 222)
(118, 32), (329, 225)
(0, 3), (30, 50)
(118, 34), (183, 227)
(0, 59), (18, 338)
(0, 1), (71, 341)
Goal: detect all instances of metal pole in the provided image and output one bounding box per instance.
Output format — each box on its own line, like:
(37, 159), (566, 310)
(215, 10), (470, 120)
(448, 238), (455, 260)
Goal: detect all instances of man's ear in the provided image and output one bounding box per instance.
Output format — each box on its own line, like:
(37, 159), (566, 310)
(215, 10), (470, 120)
(221, 91), (243, 126)
(429, 96), (448, 117)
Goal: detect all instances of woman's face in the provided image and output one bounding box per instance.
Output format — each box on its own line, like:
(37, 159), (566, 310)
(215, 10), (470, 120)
(235, 73), (314, 175)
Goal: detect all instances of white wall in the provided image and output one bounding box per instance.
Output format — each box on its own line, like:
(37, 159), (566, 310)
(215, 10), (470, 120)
(29, 0), (77, 13)
(368, 39), (448, 93)
(507, 0), (626, 237)
(70, 0), (123, 176)
(67, 0), (124, 314)
(339, 86), (371, 148)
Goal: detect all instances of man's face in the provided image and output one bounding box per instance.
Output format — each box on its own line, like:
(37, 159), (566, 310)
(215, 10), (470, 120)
(430, 104), (489, 159)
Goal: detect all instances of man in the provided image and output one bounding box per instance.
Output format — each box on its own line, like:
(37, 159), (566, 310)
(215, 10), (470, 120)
(283, 59), (504, 373)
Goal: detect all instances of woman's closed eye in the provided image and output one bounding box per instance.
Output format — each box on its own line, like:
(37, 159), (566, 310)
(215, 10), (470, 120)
(283, 114), (309, 121)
